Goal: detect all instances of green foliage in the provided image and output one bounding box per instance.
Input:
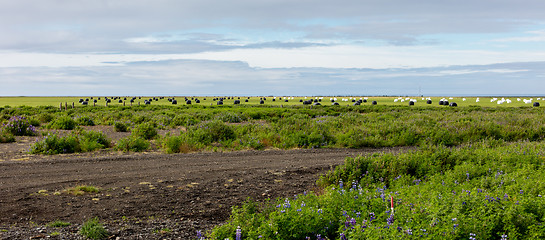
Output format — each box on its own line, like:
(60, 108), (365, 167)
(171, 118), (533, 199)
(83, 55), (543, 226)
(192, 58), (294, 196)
(79, 217), (109, 240)
(77, 130), (111, 152)
(47, 220), (71, 227)
(113, 121), (129, 132)
(132, 122), (158, 140)
(115, 135), (150, 152)
(75, 115), (95, 126)
(2, 116), (37, 136)
(208, 141), (545, 239)
(186, 120), (236, 145)
(47, 116), (77, 130)
(29, 130), (110, 154)
(0, 129), (15, 143)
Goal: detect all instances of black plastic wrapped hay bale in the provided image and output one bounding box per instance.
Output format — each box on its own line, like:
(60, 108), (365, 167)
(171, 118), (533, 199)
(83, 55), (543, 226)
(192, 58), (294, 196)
(444, 101), (449, 106)
(260, 100), (264, 104)
(450, 102), (457, 107)
(244, 99), (248, 102)
(409, 101), (415, 106)
(353, 102), (360, 106)
(534, 102), (540, 107)
(439, 101), (444, 105)
(217, 101), (223, 105)
(313, 102), (321, 106)
(372, 101), (377, 105)
(234, 100), (240, 104)
(195, 99), (200, 103)
(427, 100), (432, 104)
(332, 102), (339, 105)
(363, 99), (367, 103)
(172, 100), (177, 104)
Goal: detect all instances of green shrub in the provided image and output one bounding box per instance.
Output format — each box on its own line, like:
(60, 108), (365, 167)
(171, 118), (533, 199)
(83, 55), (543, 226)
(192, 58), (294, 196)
(29, 133), (80, 154)
(132, 122), (158, 140)
(77, 130), (111, 152)
(113, 121), (129, 132)
(187, 120), (235, 145)
(48, 116), (77, 130)
(75, 116), (95, 126)
(115, 136), (150, 152)
(0, 129), (15, 143)
(2, 116), (37, 136)
(79, 217), (109, 240)
(29, 130), (110, 154)
(38, 113), (54, 123)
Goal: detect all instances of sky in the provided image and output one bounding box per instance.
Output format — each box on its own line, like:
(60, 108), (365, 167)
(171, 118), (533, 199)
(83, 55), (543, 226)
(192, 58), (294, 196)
(1, 0), (544, 96)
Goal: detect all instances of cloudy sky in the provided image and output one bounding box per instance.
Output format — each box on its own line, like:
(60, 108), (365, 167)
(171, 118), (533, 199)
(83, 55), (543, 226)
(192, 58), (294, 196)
(1, 0), (544, 96)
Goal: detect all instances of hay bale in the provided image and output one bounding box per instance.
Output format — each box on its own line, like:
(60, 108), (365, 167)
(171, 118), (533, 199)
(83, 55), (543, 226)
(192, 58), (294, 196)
(260, 100), (264, 104)
(244, 99), (248, 102)
(332, 102), (339, 105)
(409, 101), (415, 106)
(443, 101), (449, 106)
(94, 99), (98, 103)
(353, 102), (360, 106)
(284, 99), (288, 102)
(217, 101), (223, 105)
(195, 99), (201, 103)
(363, 99), (367, 103)
(439, 101), (444, 105)
(186, 100), (191, 104)
(426, 100), (432, 104)
(449, 102), (458, 107)
(534, 102), (540, 107)
(79, 99), (84, 103)
(118, 100), (123, 103)
(313, 102), (321, 106)
(352, 99), (356, 102)
(299, 99), (303, 102)
(82, 101), (88, 105)
(372, 101), (377, 105)
(272, 98), (276, 101)
(234, 100), (240, 104)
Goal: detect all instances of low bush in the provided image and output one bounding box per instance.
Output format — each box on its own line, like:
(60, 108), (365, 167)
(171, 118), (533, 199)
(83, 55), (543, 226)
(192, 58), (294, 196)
(80, 217), (109, 240)
(47, 116), (77, 130)
(115, 135), (149, 152)
(2, 116), (37, 136)
(113, 121), (129, 132)
(0, 129), (15, 143)
(29, 130), (110, 154)
(132, 122), (158, 140)
(75, 115), (95, 126)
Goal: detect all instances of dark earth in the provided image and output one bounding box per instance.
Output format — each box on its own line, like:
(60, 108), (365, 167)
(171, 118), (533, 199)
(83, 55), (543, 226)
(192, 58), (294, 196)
(0, 126), (404, 239)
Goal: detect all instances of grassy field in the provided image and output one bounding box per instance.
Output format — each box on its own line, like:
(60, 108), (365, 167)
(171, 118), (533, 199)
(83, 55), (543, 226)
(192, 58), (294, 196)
(1, 96), (544, 108)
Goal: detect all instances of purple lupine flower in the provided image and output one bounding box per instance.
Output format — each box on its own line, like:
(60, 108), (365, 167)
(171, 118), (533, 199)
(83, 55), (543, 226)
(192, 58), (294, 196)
(469, 233), (476, 240)
(340, 233), (347, 240)
(196, 230), (203, 239)
(501, 234), (508, 240)
(236, 226), (242, 240)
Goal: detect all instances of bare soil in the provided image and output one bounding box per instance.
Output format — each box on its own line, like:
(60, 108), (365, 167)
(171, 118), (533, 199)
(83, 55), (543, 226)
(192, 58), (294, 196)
(0, 127), (404, 239)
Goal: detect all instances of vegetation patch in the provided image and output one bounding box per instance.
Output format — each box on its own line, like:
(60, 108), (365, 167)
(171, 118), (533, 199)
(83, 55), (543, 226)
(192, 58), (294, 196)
(114, 135), (150, 152)
(79, 217), (109, 240)
(64, 185), (100, 195)
(208, 141), (545, 239)
(47, 220), (71, 228)
(29, 130), (110, 154)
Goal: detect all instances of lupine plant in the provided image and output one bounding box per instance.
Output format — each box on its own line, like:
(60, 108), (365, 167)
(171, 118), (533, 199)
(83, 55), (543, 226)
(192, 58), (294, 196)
(2, 115), (37, 136)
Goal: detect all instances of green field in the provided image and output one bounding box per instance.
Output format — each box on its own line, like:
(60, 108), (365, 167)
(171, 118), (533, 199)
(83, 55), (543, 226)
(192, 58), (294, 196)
(0, 96), (544, 108)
